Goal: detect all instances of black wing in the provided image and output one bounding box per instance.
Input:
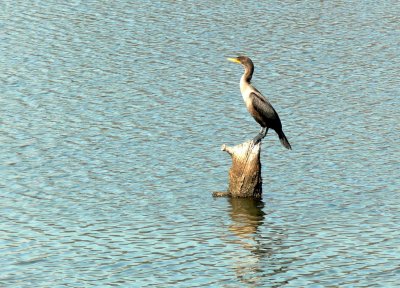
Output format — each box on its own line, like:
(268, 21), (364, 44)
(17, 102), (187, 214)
(249, 92), (282, 130)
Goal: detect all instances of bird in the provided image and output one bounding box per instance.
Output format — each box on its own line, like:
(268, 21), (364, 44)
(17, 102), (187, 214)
(227, 56), (292, 150)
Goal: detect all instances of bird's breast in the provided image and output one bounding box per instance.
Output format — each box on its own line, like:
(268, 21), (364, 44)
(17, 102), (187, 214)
(240, 87), (253, 107)
(239, 77), (257, 113)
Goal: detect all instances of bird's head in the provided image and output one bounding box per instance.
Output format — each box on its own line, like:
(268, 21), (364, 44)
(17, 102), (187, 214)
(227, 56), (254, 68)
(227, 56), (255, 81)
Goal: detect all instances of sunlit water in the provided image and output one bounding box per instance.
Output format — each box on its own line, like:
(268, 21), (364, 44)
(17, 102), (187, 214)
(1, 1), (400, 287)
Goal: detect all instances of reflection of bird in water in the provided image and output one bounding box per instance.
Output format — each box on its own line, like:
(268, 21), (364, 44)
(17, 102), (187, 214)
(227, 56), (292, 149)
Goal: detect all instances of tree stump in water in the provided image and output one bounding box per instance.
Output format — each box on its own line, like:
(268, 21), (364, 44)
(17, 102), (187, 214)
(213, 140), (262, 198)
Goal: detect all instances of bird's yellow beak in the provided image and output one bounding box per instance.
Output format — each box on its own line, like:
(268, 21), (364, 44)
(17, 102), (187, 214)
(227, 57), (241, 64)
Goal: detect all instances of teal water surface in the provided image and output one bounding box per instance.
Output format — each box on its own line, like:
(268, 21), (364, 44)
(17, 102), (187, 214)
(1, 1), (400, 287)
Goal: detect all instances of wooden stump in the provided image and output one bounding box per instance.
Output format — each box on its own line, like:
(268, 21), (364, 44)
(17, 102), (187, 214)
(213, 140), (262, 198)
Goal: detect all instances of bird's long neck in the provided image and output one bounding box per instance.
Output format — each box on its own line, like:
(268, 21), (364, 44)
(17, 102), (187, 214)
(240, 64), (254, 94)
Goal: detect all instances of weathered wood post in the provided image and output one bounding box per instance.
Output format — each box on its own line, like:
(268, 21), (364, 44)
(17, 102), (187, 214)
(213, 140), (262, 198)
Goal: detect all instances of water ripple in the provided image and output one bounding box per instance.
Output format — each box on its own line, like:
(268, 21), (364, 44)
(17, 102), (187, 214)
(1, 0), (400, 287)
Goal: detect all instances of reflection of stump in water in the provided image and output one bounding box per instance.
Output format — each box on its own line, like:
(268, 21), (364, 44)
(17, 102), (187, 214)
(226, 198), (289, 285)
(228, 198), (265, 285)
(213, 140), (262, 198)
(229, 198), (265, 239)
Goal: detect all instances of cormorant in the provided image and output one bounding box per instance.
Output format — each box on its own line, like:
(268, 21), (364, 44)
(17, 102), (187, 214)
(227, 56), (292, 150)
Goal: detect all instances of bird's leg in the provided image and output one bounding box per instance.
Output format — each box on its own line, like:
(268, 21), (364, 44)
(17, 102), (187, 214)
(253, 127), (268, 144)
(263, 127), (269, 138)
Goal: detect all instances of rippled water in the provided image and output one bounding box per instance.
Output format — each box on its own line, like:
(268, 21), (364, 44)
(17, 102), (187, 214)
(1, 1), (400, 287)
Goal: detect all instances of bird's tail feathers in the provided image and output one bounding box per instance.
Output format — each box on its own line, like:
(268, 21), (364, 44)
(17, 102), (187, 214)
(278, 131), (292, 150)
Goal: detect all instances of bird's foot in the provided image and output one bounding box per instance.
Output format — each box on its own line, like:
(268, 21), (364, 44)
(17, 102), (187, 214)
(252, 133), (263, 145)
(253, 128), (268, 145)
